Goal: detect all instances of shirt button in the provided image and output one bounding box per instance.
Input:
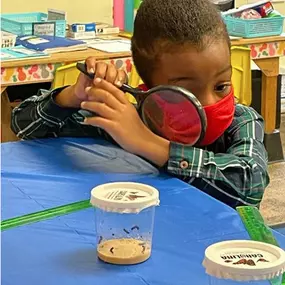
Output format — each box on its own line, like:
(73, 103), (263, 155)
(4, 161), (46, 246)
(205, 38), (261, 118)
(180, 160), (189, 169)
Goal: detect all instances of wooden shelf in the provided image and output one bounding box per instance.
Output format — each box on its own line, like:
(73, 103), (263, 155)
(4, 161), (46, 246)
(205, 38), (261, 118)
(1, 48), (131, 68)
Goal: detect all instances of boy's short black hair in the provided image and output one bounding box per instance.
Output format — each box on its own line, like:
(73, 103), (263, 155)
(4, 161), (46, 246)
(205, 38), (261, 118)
(131, 0), (230, 87)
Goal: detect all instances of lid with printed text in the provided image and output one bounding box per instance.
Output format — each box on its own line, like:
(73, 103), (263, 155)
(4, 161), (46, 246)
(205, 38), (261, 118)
(203, 240), (285, 281)
(90, 182), (160, 213)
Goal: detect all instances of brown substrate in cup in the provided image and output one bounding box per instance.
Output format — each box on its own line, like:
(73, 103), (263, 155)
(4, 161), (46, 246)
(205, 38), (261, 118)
(97, 238), (151, 265)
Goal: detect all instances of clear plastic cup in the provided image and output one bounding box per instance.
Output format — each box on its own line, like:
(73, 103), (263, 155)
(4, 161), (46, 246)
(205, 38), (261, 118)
(90, 182), (159, 265)
(203, 240), (285, 285)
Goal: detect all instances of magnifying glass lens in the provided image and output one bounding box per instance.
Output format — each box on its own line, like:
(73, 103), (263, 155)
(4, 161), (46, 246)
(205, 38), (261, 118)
(141, 90), (202, 145)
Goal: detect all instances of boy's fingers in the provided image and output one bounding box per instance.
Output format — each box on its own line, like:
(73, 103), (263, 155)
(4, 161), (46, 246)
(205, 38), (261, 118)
(92, 78), (128, 104)
(114, 70), (128, 87)
(85, 57), (97, 74)
(85, 87), (122, 110)
(81, 101), (116, 120)
(84, 116), (115, 131)
(94, 62), (108, 81)
(84, 58), (126, 87)
(105, 64), (118, 84)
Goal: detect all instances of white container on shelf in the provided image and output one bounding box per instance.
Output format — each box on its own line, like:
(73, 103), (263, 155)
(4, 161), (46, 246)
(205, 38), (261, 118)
(1, 31), (17, 48)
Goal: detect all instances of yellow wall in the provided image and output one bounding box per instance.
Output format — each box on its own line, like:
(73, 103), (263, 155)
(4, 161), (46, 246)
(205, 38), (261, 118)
(1, 0), (113, 24)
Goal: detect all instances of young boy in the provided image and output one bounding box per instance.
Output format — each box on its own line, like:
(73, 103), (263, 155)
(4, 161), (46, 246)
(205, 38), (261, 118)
(11, 0), (269, 208)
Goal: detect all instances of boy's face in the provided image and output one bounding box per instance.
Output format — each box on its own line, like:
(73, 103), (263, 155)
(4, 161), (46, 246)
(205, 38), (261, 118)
(151, 40), (232, 106)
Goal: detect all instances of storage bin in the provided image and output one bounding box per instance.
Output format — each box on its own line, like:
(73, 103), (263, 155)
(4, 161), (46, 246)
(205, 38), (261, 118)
(223, 15), (284, 38)
(1, 12), (66, 37)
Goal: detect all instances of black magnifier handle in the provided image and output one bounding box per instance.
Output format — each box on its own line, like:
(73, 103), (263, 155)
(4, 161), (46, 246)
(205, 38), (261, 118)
(76, 62), (96, 80)
(76, 62), (143, 96)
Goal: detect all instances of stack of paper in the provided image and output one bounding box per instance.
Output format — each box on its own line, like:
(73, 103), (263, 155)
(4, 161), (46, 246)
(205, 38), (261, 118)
(88, 39), (131, 53)
(1, 45), (49, 62)
(16, 35), (87, 54)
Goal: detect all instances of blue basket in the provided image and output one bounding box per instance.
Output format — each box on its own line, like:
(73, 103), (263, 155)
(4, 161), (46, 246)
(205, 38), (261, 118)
(1, 12), (66, 37)
(223, 15), (284, 38)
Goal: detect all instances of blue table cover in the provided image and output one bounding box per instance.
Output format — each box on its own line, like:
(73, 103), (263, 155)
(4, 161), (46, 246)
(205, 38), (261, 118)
(2, 138), (285, 285)
(1, 138), (161, 219)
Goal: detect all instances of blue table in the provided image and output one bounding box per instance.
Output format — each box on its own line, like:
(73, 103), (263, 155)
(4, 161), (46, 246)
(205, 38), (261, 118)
(2, 138), (285, 285)
(273, 226), (285, 236)
(1, 138), (160, 219)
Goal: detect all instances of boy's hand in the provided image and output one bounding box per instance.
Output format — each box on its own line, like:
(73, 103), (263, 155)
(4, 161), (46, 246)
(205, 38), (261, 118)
(55, 57), (128, 108)
(81, 78), (170, 167)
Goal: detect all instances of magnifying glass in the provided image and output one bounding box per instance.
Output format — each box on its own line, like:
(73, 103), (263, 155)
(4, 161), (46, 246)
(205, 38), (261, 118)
(76, 62), (207, 146)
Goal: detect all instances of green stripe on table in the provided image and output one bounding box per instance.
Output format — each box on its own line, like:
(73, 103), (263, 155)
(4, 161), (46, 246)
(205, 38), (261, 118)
(1, 199), (91, 231)
(237, 206), (285, 285)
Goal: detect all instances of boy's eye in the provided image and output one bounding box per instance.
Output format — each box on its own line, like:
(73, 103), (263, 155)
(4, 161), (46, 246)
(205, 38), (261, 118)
(214, 84), (231, 93)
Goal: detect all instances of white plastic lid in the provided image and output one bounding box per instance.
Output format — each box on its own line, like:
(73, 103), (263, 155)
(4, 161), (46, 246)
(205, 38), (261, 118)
(203, 240), (285, 281)
(90, 182), (160, 213)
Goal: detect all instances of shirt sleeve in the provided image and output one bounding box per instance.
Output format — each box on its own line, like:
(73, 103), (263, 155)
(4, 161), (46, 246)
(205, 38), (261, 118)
(167, 105), (269, 208)
(11, 87), (105, 140)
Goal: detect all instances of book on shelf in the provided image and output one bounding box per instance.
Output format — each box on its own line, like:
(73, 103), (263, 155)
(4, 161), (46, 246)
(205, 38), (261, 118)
(68, 22), (119, 35)
(16, 35), (87, 54)
(95, 22), (120, 35)
(1, 45), (49, 62)
(67, 31), (96, 40)
(68, 32), (123, 41)
(69, 22), (96, 33)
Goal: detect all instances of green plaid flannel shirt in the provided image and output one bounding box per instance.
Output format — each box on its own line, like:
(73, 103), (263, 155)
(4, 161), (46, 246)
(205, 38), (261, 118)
(11, 87), (269, 208)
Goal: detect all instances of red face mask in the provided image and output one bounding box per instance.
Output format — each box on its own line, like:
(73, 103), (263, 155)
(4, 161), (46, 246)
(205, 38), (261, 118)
(138, 84), (235, 146)
(198, 88), (235, 146)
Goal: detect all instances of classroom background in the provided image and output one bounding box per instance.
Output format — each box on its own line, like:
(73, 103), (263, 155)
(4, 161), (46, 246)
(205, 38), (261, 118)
(236, 0), (285, 70)
(2, 0), (285, 67)
(1, 0), (113, 24)
(1, 0), (285, 225)
(1, 0), (285, 284)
